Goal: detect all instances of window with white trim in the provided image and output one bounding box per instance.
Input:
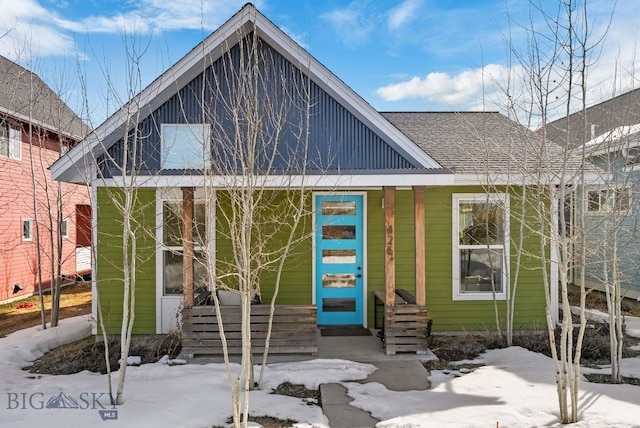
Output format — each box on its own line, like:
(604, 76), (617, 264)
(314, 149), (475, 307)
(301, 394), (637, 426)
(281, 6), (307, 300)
(60, 219), (69, 239)
(587, 187), (630, 214)
(161, 124), (210, 169)
(453, 194), (509, 300)
(22, 219), (32, 241)
(625, 147), (640, 166)
(0, 121), (21, 160)
(162, 201), (208, 295)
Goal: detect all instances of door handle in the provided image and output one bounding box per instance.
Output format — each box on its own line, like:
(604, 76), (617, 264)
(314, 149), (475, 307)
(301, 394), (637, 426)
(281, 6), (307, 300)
(356, 274), (362, 278)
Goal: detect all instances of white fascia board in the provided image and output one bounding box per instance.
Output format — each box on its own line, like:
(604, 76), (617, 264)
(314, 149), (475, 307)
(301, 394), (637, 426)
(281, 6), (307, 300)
(454, 172), (605, 186)
(96, 173), (454, 189)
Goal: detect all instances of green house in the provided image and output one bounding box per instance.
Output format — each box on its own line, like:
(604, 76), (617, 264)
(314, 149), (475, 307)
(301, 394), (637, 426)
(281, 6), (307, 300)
(51, 4), (560, 344)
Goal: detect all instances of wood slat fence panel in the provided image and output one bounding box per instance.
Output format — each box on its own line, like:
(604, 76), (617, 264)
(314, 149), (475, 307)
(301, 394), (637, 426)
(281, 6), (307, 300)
(182, 305), (318, 357)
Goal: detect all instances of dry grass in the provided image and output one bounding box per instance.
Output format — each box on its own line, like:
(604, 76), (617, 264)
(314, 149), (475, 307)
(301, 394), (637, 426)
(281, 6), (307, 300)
(0, 281), (92, 337)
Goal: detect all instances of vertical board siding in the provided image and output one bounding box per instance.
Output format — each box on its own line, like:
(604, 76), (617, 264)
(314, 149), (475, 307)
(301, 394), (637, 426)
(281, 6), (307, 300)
(96, 187), (157, 333)
(101, 37), (417, 177)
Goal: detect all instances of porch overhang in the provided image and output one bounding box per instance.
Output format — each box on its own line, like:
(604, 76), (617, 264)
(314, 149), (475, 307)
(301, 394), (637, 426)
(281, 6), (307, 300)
(95, 170), (455, 189)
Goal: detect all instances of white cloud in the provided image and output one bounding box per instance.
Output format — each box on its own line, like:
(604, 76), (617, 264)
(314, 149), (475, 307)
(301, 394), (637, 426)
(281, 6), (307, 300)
(320, 2), (376, 46)
(0, 0), (77, 59)
(0, 0), (261, 59)
(377, 0), (640, 124)
(387, 0), (421, 31)
(376, 64), (514, 108)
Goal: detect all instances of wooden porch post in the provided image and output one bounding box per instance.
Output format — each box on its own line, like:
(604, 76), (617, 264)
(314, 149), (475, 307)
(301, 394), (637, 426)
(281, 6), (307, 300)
(384, 186), (395, 306)
(414, 186), (426, 306)
(182, 187), (194, 309)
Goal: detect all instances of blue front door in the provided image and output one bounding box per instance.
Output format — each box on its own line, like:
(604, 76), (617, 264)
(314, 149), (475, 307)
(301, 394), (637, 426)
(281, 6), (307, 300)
(315, 194), (364, 325)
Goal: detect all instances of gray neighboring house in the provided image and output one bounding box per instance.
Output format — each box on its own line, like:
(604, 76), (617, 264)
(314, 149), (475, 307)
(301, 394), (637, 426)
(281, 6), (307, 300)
(546, 88), (640, 300)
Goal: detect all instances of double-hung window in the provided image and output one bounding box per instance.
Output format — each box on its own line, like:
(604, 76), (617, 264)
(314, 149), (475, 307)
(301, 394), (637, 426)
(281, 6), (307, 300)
(161, 124), (210, 169)
(453, 193), (509, 300)
(162, 201), (208, 295)
(0, 121), (21, 160)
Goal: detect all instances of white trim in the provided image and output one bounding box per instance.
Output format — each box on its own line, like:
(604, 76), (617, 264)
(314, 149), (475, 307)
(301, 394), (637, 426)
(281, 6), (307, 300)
(161, 123), (211, 170)
(91, 180), (98, 335)
(155, 190), (164, 334)
(21, 218), (32, 241)
(312, 191), (368, 327)
(60, 218), (69, 239)
(96, 173), (453, 190)
(155, 188), (214, 333)
(550, 196), (559, 326)
(452, 193), (510, 301)
(454, 173), (605, 186)
(584, 186), (631, 216)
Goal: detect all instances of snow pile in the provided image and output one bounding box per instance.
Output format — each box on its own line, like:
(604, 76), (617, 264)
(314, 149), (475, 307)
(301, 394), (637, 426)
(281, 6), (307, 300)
(0, 315), (639, 427)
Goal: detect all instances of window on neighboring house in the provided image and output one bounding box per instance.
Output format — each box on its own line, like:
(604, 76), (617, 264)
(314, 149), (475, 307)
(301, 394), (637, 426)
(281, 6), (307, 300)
(60, 142), (70, 156)
(60, 219), (69, 239)
(161, 124), (210, 169)
(587, 188), (630, 214)
(22, 219), (32, 241)
(0, 121), (22, 160)
(453, 194), (509, 301)
(625, 147), (640, 166)
(162, 201), (208, 295)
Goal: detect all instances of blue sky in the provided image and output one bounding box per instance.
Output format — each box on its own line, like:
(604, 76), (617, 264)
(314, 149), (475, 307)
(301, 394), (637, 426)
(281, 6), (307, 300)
(0, 0), (638, 126)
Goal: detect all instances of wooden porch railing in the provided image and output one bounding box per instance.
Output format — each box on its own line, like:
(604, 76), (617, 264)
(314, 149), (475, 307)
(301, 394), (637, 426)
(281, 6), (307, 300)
(181, 305), (318, 357)
(374, 290), (431, 355)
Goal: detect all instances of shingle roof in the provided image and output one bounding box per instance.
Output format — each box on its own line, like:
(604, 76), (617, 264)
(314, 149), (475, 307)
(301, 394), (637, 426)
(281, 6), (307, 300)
(545, 88), (640, 149)
(382, 111), (590, 179)
(0, 55), (87, 140)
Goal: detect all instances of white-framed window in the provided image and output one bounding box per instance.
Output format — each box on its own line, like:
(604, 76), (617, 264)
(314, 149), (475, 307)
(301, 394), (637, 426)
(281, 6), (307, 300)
(625, 146), (640, 167)
(161, 124), (210, 169)
(453, 193), (509, 301)
(0, 121), (22, 160)
(60, 219), (69, 239)
(22, 218), (32, 241)
(586, 187), (630, 214)
(162, 200), (208, 295)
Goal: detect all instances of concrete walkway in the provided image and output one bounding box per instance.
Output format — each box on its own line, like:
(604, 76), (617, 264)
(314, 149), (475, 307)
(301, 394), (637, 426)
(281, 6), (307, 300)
(191, 329), (436, 427)
(316, 331), (434, 428)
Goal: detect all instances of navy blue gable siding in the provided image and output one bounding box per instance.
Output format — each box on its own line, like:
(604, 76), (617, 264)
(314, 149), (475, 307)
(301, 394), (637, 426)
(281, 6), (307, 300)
(101, 36), (419, 177)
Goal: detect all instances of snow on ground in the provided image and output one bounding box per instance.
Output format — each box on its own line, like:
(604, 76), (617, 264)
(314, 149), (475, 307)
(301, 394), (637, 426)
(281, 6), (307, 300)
(0, 315), (639, 427)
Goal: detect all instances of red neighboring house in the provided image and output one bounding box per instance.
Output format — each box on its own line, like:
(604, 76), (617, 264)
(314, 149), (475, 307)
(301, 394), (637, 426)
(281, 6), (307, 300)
(0, 55), (91, 303)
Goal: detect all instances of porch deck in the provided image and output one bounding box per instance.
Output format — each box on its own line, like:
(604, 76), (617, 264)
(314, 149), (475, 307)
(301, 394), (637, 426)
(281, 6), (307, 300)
(181, 305), (318, 357)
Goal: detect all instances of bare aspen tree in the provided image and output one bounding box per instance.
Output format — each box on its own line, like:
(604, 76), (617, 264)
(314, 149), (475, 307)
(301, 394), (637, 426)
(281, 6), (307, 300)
(74, 31), (156, 406)
(499, 0), (613, 422)
(181, 25), (314, 427)
(1, 51), (86, 328)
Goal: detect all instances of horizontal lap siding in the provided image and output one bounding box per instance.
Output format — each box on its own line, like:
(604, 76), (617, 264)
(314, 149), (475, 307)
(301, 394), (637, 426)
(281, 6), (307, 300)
(215, 191), (313, 305)
(96, 187), (156, 334)
(0, 133), (89, 302)
(424, 186), (546, 332)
